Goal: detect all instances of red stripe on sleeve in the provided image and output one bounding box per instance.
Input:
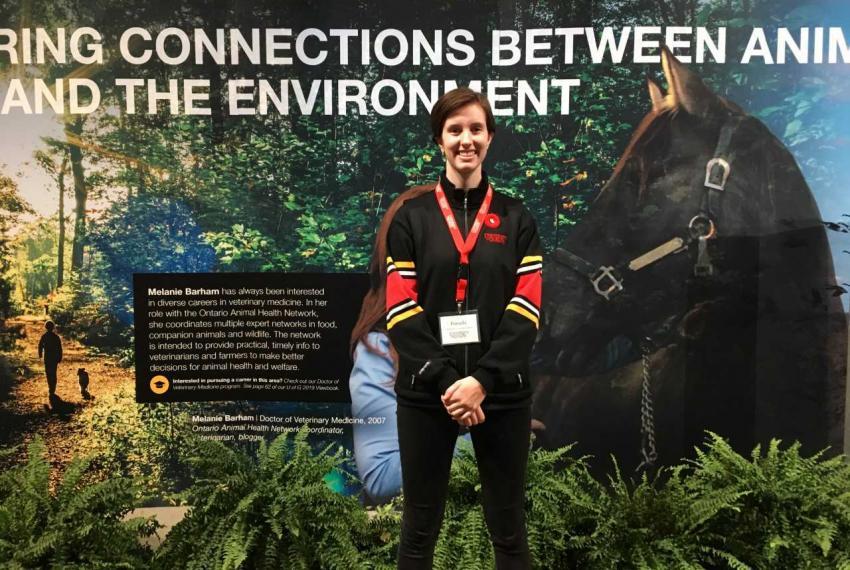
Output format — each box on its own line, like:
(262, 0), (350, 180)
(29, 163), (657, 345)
(386, 269), (418, 310)
(515, 270), (541, 307)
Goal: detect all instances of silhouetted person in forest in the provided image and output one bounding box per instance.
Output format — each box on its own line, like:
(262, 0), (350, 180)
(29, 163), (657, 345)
(38, 321), (62, 408)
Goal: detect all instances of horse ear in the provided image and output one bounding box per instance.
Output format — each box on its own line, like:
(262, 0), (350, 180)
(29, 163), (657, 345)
(647, 77), (666, 112)
(660, 45), (719, 117)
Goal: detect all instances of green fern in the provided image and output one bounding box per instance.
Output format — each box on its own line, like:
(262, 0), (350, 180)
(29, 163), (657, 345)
(679, 432), (850, 569)
(0, 437), (156, 568)
(361, 497), (402, 569)
(8, 425), (840, 569)
(153, 426), (372, 569)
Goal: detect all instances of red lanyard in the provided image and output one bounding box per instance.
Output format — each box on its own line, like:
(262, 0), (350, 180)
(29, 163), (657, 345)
(434, 181), (493, 306)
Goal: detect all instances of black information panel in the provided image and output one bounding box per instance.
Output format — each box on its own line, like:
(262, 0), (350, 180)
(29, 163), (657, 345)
(134, 273), (369, 403)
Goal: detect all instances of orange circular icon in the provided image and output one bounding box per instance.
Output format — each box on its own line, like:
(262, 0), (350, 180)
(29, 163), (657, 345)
(150, 375), (170, 395)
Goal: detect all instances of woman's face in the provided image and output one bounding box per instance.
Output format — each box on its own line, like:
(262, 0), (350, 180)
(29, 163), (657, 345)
(437, 102), (493, 180)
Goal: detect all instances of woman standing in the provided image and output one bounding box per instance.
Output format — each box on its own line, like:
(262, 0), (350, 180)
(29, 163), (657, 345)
(387, 88), (542, 569)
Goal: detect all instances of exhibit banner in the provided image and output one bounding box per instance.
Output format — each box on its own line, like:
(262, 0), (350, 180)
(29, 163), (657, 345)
(0, 0), (848, 503)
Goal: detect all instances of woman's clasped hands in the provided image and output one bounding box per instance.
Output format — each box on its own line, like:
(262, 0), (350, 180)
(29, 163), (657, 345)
(441, 377), (487, 427)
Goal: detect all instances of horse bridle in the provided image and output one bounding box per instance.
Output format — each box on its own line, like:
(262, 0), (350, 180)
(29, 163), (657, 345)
(549, 114), (744, 470)
(552, 115), (745, 301)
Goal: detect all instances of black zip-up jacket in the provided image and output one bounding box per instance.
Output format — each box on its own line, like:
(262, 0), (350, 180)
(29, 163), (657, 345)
(385, 172), (542, 409)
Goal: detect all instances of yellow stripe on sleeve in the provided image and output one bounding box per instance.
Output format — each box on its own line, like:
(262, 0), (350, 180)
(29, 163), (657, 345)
(506, 303), (539, 328)
(520, 255), (543, 265)
(393, 260), (416, 269)
(387, 306), (424, 330)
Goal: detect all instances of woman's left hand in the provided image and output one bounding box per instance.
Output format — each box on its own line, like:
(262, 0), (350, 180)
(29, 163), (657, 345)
(441, 376), (486, 421)
(458, 405), (486, 427)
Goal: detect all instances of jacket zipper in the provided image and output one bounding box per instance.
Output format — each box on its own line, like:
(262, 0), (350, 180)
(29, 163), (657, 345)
(463, 191), (469, 377)
(412, 360), (431, 389)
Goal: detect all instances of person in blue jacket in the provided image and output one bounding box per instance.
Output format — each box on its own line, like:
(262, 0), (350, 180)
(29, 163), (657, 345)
(349, 184), (436, 503)
(349, 330), (402, 501)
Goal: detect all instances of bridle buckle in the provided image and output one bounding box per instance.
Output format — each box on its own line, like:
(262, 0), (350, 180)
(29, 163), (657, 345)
(704, 158), (731, 191)
(590, 266), (623, 300)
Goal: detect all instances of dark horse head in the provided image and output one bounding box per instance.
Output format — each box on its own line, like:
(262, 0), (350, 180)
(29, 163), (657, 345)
(533, 48), (846, 470)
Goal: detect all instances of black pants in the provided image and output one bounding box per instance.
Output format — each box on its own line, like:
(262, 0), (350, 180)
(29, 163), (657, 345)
(45, 361), (58, 396)
(396, 403), (531, 569)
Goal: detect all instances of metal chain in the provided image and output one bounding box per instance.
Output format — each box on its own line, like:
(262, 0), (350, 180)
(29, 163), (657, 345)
(636, 340), (658, 472)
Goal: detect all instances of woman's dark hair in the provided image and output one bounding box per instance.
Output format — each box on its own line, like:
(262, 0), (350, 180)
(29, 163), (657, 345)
(429, 87), (496, 144)
(350, 185), (434, 361)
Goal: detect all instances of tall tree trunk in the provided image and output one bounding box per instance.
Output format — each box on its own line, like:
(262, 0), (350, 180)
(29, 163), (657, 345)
(137, 164), (146, 195)
(656, 0), (673, 25)
(57, 154), (67, 287)
(16, 0), (32, 80)
(67, 117), (88, 272)
(202, 4), (226, 146)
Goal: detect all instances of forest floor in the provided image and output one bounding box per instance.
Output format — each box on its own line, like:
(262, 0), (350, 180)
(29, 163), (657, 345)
(0, 314), (129, 485)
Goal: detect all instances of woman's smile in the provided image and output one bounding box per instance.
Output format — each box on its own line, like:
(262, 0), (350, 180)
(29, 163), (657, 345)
(438, 102), (493, 184)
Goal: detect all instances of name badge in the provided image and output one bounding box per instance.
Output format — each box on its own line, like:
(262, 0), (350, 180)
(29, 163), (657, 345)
(438, 310), (481, 346)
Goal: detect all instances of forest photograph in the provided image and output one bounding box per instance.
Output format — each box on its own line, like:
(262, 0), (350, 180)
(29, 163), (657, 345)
(1, 0), (849, 566)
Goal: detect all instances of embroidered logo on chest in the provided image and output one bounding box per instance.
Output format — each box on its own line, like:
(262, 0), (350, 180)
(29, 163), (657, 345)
(484, 232), (507, 245)
(484, 214), (501, 229)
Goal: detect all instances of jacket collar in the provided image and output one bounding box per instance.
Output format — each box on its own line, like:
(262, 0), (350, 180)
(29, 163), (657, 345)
(439, 171), (489, 210)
